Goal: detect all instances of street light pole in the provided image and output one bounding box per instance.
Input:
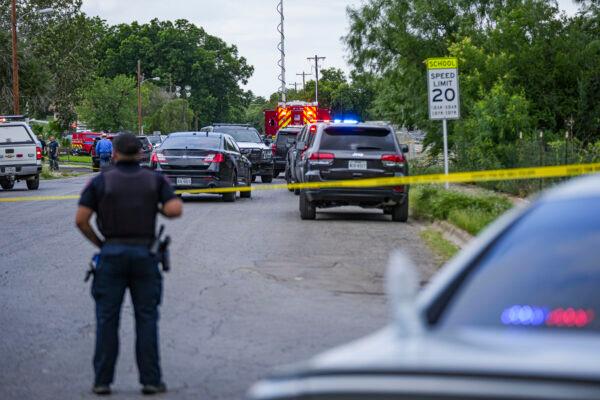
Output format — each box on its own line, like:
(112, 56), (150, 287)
(137, 60), (143, 135)
(11, 0), (19, 115)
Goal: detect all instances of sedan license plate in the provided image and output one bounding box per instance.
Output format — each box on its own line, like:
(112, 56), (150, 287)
(5, 167), (16, 174)
(176, 177), (192, 186)
(348, 160), (367, 170)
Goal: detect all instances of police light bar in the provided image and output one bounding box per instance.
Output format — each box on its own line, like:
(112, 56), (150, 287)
(0, 115), (26, 123)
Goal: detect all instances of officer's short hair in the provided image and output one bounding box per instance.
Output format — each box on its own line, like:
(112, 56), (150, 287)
(113, 133), (141, 156)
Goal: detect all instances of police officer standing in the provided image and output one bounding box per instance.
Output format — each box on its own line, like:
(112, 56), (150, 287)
(96, 133), (113, 170)
(75, 133), (183, 395)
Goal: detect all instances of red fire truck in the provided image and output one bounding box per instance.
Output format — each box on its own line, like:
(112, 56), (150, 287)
(72, 132), (101, 155)
(264, 101), (331, 137)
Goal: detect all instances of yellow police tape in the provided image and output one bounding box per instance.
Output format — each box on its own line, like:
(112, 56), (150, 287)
(1, 162), (599, 203)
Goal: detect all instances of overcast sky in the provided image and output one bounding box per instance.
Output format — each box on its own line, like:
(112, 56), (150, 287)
(82, 0), (581, 98)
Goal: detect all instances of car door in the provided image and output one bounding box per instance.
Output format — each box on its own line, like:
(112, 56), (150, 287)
(296, 128), (317, 183)
(230, 138), (250, 183)
(290, 126), (307, 181)
(225, 136), (245, 184)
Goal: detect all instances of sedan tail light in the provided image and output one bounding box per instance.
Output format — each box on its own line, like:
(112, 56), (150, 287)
(308, 152), (335, 166)
(205, 153), (225, 163)
(36, 146), (42, 160)
(381, 154), (405, 167)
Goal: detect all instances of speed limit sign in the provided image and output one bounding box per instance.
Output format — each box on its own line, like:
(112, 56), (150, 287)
(427, 58), (460, 120)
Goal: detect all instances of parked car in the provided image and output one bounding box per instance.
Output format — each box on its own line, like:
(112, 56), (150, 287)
(201, 124), (274, 183)
(151, 131), (252, 202)
(295, 122), (409, 221)
(285, 123), (318, 193)
(137, 135), (153, 167)
(0, 118), (42, 190)
(272, 125), (302, 178)
(146, 135), (163, 149)
(249, 174), (600, 400)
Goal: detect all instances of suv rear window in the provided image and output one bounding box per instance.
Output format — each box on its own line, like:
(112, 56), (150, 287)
(276, 129), (300, 146)
(440, 197), (600, 332)
(0, 126), (34, 144)
(320, 127), (396, 151)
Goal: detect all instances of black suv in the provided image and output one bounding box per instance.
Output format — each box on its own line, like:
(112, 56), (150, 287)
(200, 124), (274, 183)
(273, 125), (302, 178)
(296, 123), (409, 222)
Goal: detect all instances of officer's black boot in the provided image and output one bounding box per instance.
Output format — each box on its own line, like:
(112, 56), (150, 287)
(141, 382), (167, 395)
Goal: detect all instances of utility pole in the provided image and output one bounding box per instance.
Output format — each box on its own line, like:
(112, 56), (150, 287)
(296, 71), (312, 91)
(11, 0), (19, 115)
(288, 82), (298, 92)
(137, 60), (143, 135)
(307, 55), (326, 104)
(277, 0), (286, 103)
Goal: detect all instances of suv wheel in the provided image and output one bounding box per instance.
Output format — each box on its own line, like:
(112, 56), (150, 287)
(299, 191), (316, 220)
(261, 175), (273, 183)
(391, 200), (409, 222)
(273, 171), (280, 179)
(0, 178), (15, 190)
(240, 178), (252, 199)
(26, 175), (40, 190)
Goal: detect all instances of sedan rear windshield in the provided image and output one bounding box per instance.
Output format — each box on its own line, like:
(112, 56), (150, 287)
(320, 127), (396, 151)
(440, 197), (600, 333)
(0, 126), (34, 144)
(161, 136), (221, 150)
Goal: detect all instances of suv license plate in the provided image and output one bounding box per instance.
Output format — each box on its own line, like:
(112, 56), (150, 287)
(348, 160), (367, 170)
(5, 167), (16, 174)
(176, 177), (192, 186)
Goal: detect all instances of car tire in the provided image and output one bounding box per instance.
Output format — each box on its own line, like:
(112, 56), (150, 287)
(223, 174), (237, 202)
(294, 188), (300, 195)
(273, 171), (280, 179)
(26, 175), (40, 190)
(391, 200), (409, 222)
(0, 179), (15, 190)
(299, 191), (316, 220)
(261, 175), (273, 183)
(251, 175), (257, 183)
(240, 178), (252, 199)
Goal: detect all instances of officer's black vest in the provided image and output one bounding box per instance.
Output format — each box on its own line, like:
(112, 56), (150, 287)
(97, 166), (159, 239)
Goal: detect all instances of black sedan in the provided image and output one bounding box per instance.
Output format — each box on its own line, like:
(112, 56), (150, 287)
(151, 132), (252, 202)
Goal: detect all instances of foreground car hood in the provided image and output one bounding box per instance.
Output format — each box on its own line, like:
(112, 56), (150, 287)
(237, 142), (269, 150)
(250, 326), (600, 398)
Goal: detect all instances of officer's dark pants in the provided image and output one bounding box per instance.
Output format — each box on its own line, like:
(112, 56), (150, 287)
(92, 244), (163, 386)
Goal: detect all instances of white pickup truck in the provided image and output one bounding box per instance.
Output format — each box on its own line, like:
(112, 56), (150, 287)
(0, 122), (42, 190)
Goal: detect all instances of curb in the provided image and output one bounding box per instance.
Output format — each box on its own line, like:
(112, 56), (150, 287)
(431, 220), (473, 249)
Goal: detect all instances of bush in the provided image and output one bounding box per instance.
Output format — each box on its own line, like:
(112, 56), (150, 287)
(410, 185), (513, 235)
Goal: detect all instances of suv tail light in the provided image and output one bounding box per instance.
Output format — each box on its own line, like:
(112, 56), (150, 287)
(206, 153), (224, 163)
(381, 154), (405, 167)
(152, 152), (167, 164)
(271, 143), (277, 156)
(309, 152), (335, 166)
(36, 146), (42, 160)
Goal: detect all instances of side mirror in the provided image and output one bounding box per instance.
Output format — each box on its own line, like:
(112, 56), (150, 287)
(401, 144), (409, 154)
(386, 251), (425, 337)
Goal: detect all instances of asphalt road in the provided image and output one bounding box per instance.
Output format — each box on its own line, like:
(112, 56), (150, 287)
(0, 175), (438, 399)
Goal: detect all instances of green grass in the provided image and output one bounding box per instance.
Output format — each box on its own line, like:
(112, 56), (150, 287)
(410, 185), (513, 235)
(64, 155), (92, 164)
(420, 228), (460, 263)
(40, 166), (87, 180)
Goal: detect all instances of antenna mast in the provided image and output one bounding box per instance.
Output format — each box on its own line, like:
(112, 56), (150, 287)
(277, 0), (286, 103)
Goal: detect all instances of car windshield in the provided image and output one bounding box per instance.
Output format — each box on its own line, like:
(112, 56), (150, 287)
(320, 127), (396, 151)
(276, 129), (300, 145)
(214, 127), (262, 143)
(161, 136), (221, 150)
(440, 197), (600, 332)
(0, 125), (34, 144)
(147, 136), (161, 145)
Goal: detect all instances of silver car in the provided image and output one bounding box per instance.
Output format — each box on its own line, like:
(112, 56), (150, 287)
(249, 175), (600, 400)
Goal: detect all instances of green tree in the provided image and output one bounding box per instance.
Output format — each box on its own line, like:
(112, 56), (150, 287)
(77, 75), (138, 132)
(157, 99), (193, 133)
